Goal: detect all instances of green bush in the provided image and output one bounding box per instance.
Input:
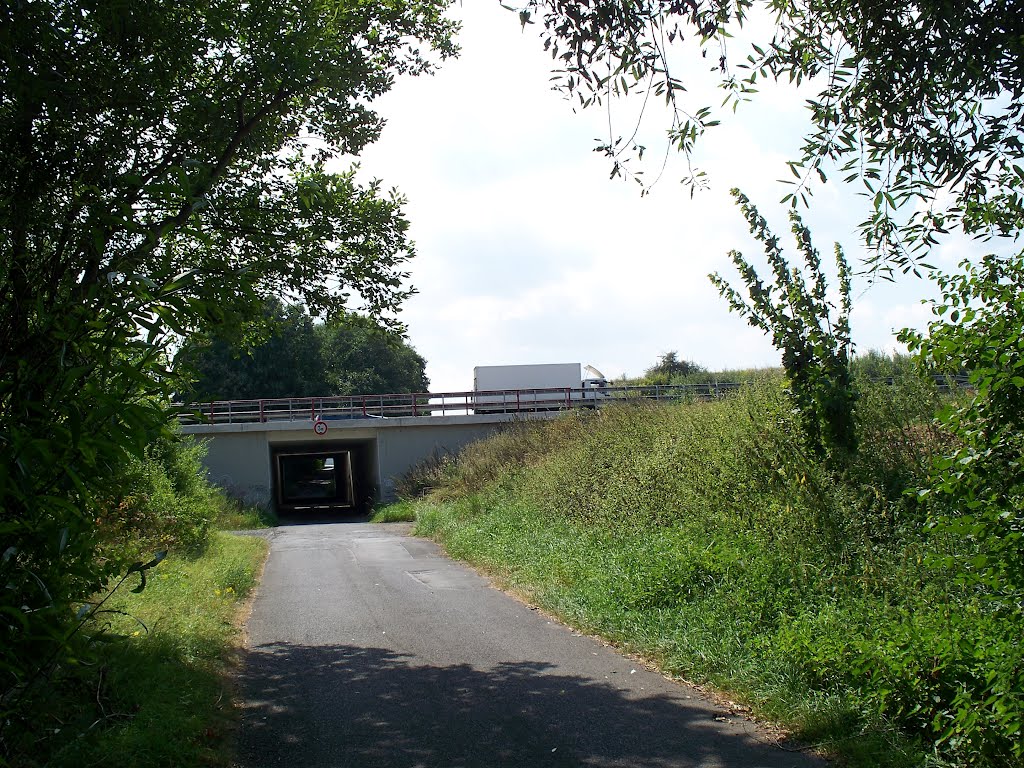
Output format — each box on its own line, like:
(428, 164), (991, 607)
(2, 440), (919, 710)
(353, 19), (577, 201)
(898, 252), (1024, 765)
(851, 349), (919, 381)
(98, 429), (220, 559)
(778, 596), (1024, 765)
(211, 493), (277, 531)
(393, 450), (459, 500)
(711, 190), (857, 460)
(8, 533), (268, 768)
(0, 423), (237, 763)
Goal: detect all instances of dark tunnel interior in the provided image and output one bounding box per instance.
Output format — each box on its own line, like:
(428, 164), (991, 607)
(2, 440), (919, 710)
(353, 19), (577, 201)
(270, 439), (377, 515)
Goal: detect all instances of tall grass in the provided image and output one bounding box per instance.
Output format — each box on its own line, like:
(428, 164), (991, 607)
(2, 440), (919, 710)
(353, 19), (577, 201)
(5, 532), (267, 768)
(410, 377), (1019, 767)
(2, 429), (272, 767)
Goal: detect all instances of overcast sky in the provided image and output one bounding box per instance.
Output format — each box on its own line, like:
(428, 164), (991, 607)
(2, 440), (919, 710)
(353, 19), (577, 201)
(342, 1), (981, 393)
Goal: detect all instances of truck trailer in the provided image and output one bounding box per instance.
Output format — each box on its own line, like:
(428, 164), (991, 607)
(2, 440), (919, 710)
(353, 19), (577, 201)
(472, 363), (609, 413)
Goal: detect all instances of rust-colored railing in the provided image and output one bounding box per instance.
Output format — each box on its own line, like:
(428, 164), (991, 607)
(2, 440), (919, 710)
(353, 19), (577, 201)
(176, 376), (969, 425)
(176, 383), (744, 425)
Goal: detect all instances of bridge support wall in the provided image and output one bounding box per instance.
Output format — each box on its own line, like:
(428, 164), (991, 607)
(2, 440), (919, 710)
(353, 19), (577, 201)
(374, 422), (509, 499)
(201, 431), (276, 509)
(183, 414), (533, 511)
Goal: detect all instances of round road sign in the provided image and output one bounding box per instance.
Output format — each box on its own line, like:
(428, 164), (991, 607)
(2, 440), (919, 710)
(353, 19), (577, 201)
(313, 420), (328, 435)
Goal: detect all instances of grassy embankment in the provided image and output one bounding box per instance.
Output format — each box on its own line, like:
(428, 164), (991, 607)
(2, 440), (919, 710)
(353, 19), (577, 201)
(6, 457), (273, 768)
(370, 499), (419, 523)
(393, 375), (1021, 768)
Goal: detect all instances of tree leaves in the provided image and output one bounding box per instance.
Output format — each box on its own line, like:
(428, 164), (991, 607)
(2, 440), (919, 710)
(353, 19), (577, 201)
(510, 0), (1024, 274)
(0, 0), (456, 737)
(176, 300), (429, 401)
(899, 251), (1024, 603)
(710, 189), (857, 459)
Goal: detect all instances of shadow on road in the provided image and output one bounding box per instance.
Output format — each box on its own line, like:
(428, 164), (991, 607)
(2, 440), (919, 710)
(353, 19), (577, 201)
(234, 642), (815, 768)
(273, 509), (372, 527)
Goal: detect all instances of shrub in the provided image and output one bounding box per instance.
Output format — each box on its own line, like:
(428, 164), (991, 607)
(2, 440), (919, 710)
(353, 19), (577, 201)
(642, 352), (707, 385)
(898, 252), (1024, 765)
(393, 450), (458, 500)
(903, 253), (1024, 604)
(711, 189), (857, 460)
(851, 349), (918, 381)
(98, 429), (219, 559)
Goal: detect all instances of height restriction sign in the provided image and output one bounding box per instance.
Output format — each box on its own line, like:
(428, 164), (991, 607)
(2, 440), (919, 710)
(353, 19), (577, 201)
(313, 420), (328, 435)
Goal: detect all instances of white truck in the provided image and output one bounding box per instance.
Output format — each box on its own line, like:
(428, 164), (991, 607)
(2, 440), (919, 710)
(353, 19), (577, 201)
(472, 363), (610, 413)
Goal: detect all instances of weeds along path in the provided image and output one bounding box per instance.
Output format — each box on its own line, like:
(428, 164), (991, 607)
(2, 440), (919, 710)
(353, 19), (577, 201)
(231, 520), (822, 768)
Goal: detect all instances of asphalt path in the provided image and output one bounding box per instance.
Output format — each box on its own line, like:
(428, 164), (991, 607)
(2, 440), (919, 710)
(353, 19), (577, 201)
(232, 519), (824, 768)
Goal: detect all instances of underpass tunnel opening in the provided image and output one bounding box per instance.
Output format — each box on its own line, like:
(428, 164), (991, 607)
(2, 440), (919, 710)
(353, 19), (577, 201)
(271, 439), (378, 515)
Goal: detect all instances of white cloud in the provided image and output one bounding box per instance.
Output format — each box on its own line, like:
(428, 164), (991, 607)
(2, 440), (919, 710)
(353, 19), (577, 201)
(337, 1), (994, 393)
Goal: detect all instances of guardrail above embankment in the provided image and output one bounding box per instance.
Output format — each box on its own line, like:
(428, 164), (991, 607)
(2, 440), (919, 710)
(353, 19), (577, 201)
(175, 383), (745, 425)
(175, 375), (970, 426)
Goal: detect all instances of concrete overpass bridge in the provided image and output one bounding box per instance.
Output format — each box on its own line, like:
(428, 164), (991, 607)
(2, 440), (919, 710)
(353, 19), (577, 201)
(179, 384), (740, 513)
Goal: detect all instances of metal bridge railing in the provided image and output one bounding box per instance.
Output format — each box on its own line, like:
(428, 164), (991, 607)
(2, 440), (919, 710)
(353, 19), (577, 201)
(176, 384), (745, 425)
(176, 376), (970, 426)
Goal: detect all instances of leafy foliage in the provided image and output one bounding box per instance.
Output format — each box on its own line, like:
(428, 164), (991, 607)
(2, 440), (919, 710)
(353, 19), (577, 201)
(100, 429), (221, 559)
(642, 352), (707, 385)
(175, 300), (327, 401)
(0, 427), (224, 758)
(176, 299), (428, 400)
(2, 1), (455, 329)
(902, 253), (1024, 610)
(615, 366), (782, 389)
(850, 349), (919, 382)
(510, 0), (1024, 271)
(5, 534), (267, 768)
(0, 0), (455, 747)
(317, 312), (429, 396)
(711, 190), (856, 458)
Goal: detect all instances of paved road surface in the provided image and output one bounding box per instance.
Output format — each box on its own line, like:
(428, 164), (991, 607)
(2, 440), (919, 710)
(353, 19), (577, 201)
(233, 521), (823, 768)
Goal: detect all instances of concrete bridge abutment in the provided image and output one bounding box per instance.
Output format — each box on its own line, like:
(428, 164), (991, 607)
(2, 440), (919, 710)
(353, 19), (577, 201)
(182, 413), (542, 513)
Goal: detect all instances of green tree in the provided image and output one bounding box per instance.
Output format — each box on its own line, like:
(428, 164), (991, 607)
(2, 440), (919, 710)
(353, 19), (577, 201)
(711, 190), (856, 458)
(509, 1), (1024, 272)
(0, 0), (455, 733)
(177, 300), (327, 401)
(901, 254), (1024, 603)
(849, 349), (918, 382)
(895, 253), (1024, 764)
(643, 352), (706, 385)
(177, 301), (429, 400)
(318, 313), (429, 395)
